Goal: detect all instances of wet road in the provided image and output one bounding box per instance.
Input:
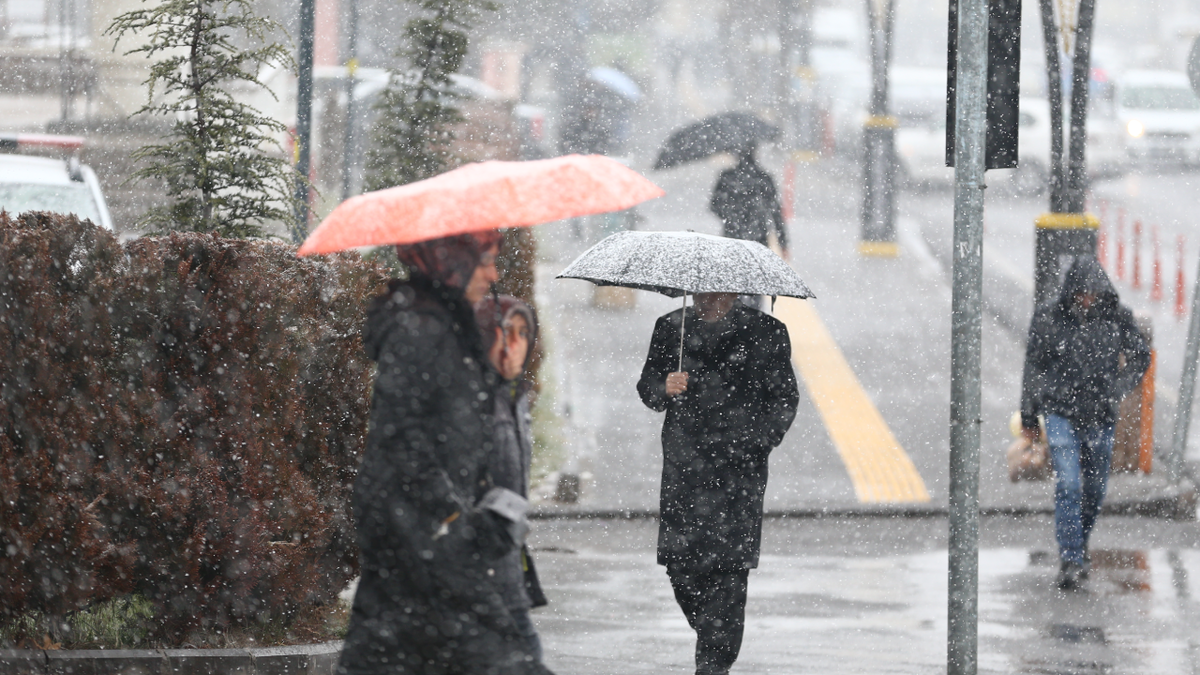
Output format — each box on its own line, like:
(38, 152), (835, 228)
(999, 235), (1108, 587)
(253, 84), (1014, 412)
(529, 515), (1200, 674)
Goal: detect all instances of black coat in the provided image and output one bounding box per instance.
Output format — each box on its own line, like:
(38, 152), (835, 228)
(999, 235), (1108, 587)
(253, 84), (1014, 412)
(487, 380), (534, 611)
(338, 277), (549, 675)
(637, 303), (799, 570)
(709, 157), (788, 250)
(1021, 257), (1151, 430)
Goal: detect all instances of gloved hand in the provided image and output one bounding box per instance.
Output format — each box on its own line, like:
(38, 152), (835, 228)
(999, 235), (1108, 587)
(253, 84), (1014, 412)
(460, 507), (516, 562)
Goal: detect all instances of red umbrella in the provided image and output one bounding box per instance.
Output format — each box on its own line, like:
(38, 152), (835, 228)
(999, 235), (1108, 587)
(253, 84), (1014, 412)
(297, 154), (664, 256)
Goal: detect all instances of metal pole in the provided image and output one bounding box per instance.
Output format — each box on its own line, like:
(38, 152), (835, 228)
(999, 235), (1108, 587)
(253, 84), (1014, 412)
(341, 0), (359, 202)
(860, 0), (897, 254)
(1169, 255), (1200, 483)
(795, 0), (816, 154)
(294, 0), (316, 243)
(948, 0), (987, 671)
(778, 0), (797, 147)
(1037, 0), (1065, 212)
(1065, 0), (1096, 213)
(678, 292), (687, 373)
(59, 0), (69, 122)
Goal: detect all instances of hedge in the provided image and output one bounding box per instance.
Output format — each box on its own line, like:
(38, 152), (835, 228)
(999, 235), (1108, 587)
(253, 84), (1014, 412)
(0, 211), (390, 645)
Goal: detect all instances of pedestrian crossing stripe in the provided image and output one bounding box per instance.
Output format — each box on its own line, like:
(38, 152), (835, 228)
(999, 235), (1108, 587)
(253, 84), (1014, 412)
(775, 297), (931, 504)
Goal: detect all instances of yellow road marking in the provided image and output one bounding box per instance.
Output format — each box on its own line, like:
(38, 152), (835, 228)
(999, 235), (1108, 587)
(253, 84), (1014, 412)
(775, 297), (931, 503)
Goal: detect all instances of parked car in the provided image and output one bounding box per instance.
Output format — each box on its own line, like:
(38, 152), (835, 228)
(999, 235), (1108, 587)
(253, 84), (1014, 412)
(1115, 69), (1200, 164)
(897, 98), (1126, 193)
(0, 134), (113, 230)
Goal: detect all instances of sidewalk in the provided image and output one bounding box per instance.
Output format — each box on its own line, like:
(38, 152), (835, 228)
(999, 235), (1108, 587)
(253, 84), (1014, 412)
(528, 516), (1200, 675)
(902, 185), (1198, 518)
(530, 157), (1193, 517)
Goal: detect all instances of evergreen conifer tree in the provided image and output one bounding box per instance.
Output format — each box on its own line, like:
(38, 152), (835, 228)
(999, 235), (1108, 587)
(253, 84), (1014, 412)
(364, 0), (497, 191)
(108, 0), (298, 238)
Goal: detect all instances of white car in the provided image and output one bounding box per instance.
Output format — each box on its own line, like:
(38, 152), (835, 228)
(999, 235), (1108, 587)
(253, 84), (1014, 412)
(0, 135), (113, 230)
(1115, 70), (1200, 163)
(897, 98), (1126, 193)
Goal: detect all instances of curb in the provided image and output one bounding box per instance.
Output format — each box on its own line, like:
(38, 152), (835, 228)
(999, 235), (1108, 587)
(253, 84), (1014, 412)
(0, 641), (341, 675)
(530, 476), (1197, 521)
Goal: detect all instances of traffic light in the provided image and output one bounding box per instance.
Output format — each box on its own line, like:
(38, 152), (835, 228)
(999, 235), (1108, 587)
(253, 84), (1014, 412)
(945, 0), (1021, 169)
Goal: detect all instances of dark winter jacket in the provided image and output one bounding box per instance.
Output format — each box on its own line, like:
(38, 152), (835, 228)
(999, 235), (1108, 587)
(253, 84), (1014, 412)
(1020, 257), (1151, 430)
(637, 303), (799, 570)
(487, 380), (534, 611)
(709, 157), (789, 250)
(338, 276), (549, 675)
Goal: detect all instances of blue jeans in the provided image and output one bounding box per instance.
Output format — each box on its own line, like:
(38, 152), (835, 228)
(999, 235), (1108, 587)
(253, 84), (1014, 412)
(1044, 414), (1114, 565)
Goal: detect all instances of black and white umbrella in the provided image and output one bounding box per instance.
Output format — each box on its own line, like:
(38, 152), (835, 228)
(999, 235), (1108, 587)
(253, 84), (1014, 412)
(557, 230), (813, 368)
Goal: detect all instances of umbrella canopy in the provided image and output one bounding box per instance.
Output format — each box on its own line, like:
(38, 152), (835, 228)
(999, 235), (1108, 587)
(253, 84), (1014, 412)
(297, 154), (664, 256)
(588, 66), (642, 102)
(654, 112), (781, 170)
(556, 230), (813, 299)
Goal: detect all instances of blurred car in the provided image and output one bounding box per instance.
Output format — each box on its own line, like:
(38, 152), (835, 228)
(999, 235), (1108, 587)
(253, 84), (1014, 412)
(0, 134), (113, 230)
(897, 98), (1126, 193)
(1115, 69), (1200, 164)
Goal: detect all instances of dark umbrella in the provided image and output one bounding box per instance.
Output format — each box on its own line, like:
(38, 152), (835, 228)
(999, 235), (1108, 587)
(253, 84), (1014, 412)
(653, 112), (781, 170)
(557, 230), (812, 368)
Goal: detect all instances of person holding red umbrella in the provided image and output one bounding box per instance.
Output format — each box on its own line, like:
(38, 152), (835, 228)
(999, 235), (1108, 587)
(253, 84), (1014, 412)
(300, 155), (662, 674)
(337, 233), (554, 675)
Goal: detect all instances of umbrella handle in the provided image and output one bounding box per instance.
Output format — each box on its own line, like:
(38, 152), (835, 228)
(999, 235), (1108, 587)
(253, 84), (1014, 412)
(678, 292), (686, 373)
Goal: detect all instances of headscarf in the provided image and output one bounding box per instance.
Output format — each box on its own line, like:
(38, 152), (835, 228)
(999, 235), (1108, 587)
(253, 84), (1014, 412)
(475, 294), (539, 373)
(395, 231), (504, 290)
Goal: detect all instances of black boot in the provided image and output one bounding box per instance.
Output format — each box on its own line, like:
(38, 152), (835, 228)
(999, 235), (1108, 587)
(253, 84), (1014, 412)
(1057, 560), (1084, 590)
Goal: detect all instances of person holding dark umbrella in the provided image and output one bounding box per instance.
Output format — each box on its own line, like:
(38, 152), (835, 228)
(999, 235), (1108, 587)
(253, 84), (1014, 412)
(636, 291), (800, 675)
(709, 144), (788, 259)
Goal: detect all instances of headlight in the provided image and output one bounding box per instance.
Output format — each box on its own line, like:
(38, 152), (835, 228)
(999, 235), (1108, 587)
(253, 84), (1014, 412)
(1127, 120), (1145, 138)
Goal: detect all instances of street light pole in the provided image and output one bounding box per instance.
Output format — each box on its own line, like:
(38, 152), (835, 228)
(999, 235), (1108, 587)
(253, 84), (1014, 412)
(860, 0), (898, 257)
(1033, 0), (1098, 306)
(947, 0), (988, 671)
(294, 0), (316, 243)
(341, 0), (359, 202)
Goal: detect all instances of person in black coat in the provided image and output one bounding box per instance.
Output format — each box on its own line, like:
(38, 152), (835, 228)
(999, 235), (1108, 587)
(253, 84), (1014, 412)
(637, 292), (799, 675)
(1020, 256), (1150, 590)
(476, 295), (544, 662)
(338, 233), (553, 675)
(709, 145), (789, 256)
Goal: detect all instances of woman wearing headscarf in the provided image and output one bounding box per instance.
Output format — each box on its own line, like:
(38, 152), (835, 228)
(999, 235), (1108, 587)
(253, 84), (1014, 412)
(339, 233), (554, 675)
(475, 295), (544, 663)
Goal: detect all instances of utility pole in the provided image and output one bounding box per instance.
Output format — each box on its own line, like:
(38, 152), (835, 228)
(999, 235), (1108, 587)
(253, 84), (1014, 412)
(794, 0), (818, 159)
(294, 0), (316, 243)
(860, 0), (898, 257)
(341, 0), (359, 202)
(777, 0), (798, 147)
(947, 0), (988, 670)
(1166, 36), (1200, 485)
(1033, 0), (1099, 305)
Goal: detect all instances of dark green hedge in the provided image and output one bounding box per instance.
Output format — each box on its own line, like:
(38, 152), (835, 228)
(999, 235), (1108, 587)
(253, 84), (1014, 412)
(0, 211), (389, 645)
